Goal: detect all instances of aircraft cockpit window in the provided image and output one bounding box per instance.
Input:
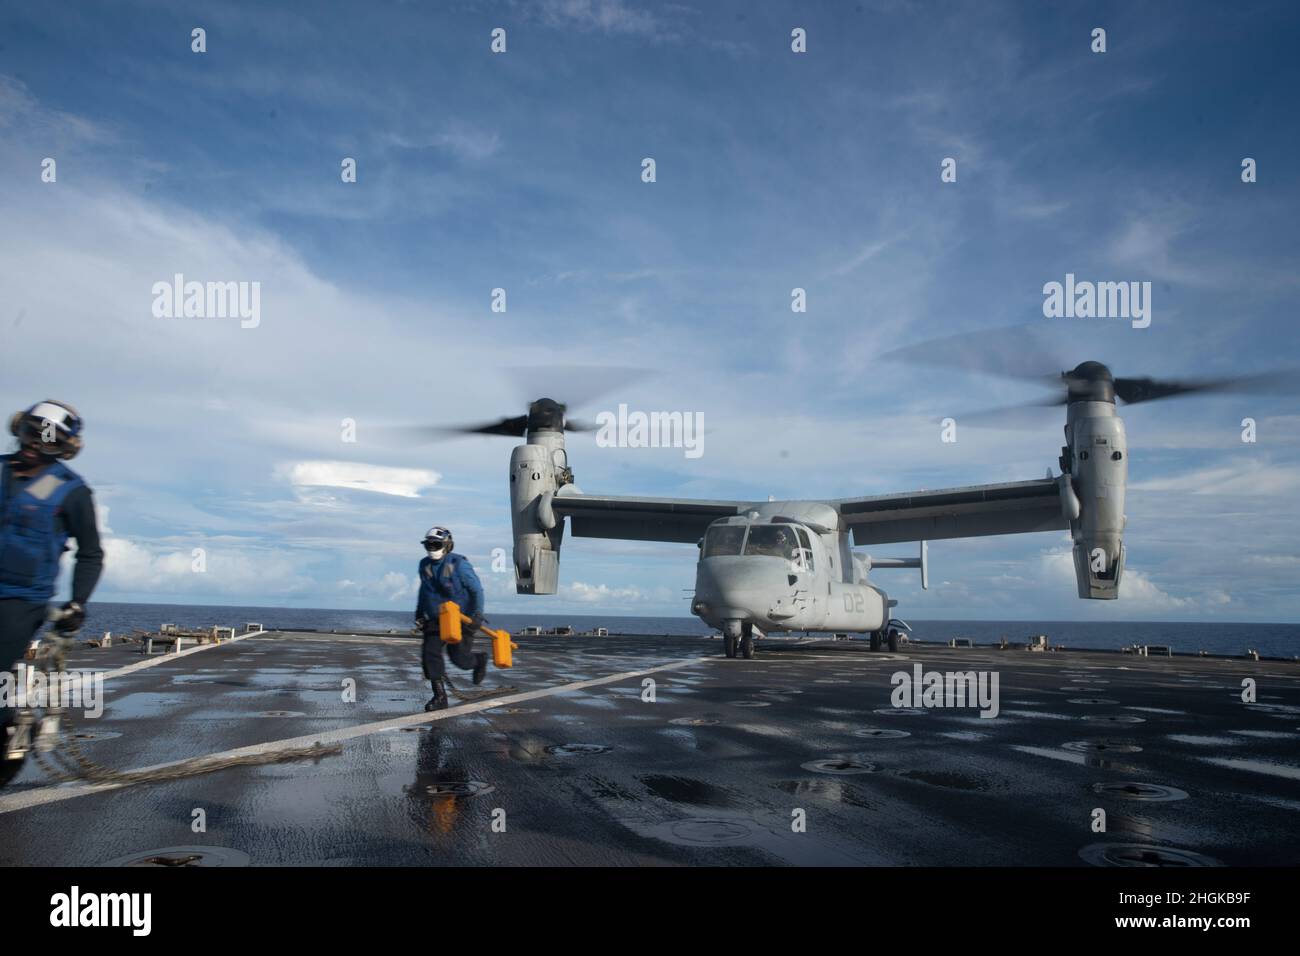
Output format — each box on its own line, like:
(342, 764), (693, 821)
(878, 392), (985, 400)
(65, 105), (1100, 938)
(703, 525), (747, 557)
(744, 525), (799, 559)
(795, 527), (814, 571)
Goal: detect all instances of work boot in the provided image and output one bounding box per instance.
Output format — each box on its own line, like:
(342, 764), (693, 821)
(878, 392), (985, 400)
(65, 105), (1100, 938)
(472, 652), (488, 686)
(424, 684), (449, 712)
(0, 753), (25, 790)
(0, 721), (26, 789)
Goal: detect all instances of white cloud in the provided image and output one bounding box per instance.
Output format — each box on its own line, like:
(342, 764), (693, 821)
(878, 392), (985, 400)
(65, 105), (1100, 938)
(338, 571), (418, 602)
(536, 0), (662, 36)
(1099, 205), (1287, 293)
(276, 461), (441, 498)
(1242, 554), (1300, 569)
(383, 124), (501, 162)
(93, 537), (315, 597)
(0, 75), (112, 143)
(1131, 460), (1300, 497)
(1039, 546), (1230, 614)
(823, 236), (899, 278)
(563, 581), (654, 604)
(1008, 200), (1070, 221)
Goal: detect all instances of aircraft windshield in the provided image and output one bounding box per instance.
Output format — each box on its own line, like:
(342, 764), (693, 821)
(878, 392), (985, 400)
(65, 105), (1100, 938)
(743, 525), (799, 559)
(703, 525), (747, 557)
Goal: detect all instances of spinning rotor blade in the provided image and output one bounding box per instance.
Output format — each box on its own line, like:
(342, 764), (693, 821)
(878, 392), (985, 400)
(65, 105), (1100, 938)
(458, 414), (531, 437)
(880, 323), (1067, 386)
(502, 364), (654, 413)
(951, 394), (1069, 430)
(376, 364), (654, 445)
(370, 415), (531, 444)
(889, 326), (1299, 424)
(1112, 371), (1300, 405)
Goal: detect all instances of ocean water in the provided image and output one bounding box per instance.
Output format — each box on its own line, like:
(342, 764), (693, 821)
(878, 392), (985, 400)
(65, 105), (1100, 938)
(81, 602), (1300, 659)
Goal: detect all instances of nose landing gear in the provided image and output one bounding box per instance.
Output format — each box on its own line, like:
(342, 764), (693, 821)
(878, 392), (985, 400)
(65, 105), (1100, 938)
(722, 621), (755, 659)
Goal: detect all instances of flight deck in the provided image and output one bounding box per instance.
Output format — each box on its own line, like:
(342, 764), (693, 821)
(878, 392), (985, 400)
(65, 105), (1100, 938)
(1, 630), (1297, 867)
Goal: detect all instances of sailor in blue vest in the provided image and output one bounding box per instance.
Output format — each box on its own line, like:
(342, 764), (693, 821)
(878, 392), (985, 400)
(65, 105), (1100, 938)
(415, 526), (488, 711)
(1, 401), (104, 787)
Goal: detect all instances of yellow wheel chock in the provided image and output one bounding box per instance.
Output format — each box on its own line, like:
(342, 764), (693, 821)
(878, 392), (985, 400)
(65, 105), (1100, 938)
(438, 601), (518, 668)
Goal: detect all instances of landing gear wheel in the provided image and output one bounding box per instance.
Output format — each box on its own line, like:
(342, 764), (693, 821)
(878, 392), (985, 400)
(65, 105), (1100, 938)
(722, 633), (737, 658)
(888, 629), (900, 653)
(740, 623), (755, 660)
(870, 630), (882, 652)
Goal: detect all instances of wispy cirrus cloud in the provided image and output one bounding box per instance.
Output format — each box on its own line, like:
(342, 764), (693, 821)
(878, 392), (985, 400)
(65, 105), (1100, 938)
(0, 75), (113, 143)
(534, 0), (664, 37)
(382, 124), (502, 162)
(1130, 460), (1300, 497)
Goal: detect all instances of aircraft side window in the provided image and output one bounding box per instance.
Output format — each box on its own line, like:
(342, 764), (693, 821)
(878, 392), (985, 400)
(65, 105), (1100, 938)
(703, 525), (746, 557)
(795, 527), (814, 571)
(744, 525), (799, 559)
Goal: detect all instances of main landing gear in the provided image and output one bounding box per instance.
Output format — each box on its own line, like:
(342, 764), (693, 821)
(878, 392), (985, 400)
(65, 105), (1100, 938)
(870, 628), (901, 652)
(722, 621), (755, 659)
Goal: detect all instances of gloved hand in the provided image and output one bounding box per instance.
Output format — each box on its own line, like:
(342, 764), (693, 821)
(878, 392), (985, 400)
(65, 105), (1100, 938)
(467, 614), (484, 635)
(414, 614), (428, 635)
(50, 602), (85, 635)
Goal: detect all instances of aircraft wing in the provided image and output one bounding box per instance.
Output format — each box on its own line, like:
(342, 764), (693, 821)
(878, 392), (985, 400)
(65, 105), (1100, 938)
(834, 477), (1069, 546)
(550, 490), (750, 544)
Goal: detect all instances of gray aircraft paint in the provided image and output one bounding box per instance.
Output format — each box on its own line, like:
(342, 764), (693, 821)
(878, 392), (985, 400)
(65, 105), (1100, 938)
(505, 389), (1126, 650)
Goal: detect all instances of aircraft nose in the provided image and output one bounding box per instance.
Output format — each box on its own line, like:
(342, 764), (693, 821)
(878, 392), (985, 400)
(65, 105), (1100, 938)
(695, 557), (796, 623)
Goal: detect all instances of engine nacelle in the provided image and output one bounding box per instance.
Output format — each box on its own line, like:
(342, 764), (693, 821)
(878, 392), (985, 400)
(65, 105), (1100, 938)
(1065, 401), (1127, 599)
(510, 433), (568, 594)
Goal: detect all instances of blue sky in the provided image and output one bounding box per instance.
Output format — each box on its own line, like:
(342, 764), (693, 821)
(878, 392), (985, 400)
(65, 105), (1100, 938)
(2, 0), (1298, 621)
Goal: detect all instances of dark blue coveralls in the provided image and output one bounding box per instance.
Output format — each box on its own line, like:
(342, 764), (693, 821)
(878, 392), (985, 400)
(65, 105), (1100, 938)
(415, 552), (485, 684)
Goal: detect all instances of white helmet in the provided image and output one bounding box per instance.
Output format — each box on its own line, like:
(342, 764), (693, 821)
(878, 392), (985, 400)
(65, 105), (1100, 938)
(10, 400), (84, 460)
(421, 526), (453, 559)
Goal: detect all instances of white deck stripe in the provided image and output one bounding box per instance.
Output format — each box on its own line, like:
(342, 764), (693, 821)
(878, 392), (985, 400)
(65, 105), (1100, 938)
(269, 633), (418, 647)
(98, 631), (263, 677)
(0, 654), (707, 815)
(50, 631), (265, 695)
(1010, 745), (1087, 766)
(1202, 757), (1300, 781)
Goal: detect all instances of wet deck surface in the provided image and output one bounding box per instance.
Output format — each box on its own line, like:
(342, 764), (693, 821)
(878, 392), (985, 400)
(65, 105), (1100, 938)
(1, 631), (1298, 866)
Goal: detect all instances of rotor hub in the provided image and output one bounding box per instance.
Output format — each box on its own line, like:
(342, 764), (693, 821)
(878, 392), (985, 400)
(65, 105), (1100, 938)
(526, 398), (567, 433)
(1063, 361), (1115, 404)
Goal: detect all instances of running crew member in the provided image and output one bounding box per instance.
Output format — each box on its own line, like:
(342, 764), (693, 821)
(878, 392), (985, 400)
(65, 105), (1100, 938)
(0, 401), (104, 786)
(414, 526), (487, 712)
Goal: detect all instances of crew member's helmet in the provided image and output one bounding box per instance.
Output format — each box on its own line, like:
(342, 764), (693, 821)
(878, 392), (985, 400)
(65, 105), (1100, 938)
(9, 400), (83, 460)
(422, 526), (454, 558)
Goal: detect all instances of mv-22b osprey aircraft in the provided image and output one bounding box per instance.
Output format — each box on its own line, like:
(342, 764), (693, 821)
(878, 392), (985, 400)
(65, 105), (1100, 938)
(433, 358), (1279, 658)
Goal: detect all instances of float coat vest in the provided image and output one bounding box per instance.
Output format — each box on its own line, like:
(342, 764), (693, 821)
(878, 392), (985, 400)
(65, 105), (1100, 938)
(0, 459), (84, 602)
(416, 553), (484, 624)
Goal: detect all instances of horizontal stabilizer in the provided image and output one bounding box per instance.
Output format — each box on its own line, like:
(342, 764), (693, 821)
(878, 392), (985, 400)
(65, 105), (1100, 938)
(860, 541), (929, 589)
